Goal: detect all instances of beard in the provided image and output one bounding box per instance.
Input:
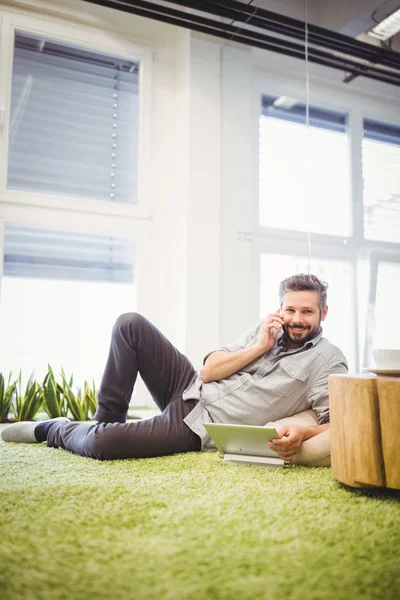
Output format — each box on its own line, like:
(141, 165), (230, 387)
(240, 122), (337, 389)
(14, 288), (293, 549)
(283, 323), (320, 347)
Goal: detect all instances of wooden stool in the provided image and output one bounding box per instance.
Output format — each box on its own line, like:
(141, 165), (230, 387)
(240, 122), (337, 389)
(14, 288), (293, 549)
(329, 374), (400, 490)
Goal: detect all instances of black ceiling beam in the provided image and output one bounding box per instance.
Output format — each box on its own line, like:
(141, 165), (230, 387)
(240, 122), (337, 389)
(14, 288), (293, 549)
(170, 0), (400, 69)
(82, 0), (400, 88)
(192, 0), (400, 69)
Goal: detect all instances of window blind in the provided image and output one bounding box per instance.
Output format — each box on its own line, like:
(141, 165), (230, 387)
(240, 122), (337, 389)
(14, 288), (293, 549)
(261, 95), (346, 132)
(363, 119), (400, 244)
(3, 224), (135, 283)
(8, 33), (140, 205)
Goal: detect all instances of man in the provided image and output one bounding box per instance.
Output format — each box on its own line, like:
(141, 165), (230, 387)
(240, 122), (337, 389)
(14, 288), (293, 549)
(2, 274), (347, 464)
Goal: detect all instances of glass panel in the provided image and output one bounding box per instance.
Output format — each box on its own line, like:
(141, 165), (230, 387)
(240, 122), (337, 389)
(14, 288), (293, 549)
(259, 100), (351, 237)
(357, 259), (369, 371)
(362, 124), (400, 243)
(373, 262), (400, 350)
(7, 32), (139, 205)
(0, 224), (136, 389)
(3, 224), (135, 282)
(260, 254), (355, 370)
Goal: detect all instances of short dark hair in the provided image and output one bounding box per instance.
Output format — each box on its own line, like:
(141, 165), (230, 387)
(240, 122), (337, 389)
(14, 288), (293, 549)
(278, 273), (328, 310)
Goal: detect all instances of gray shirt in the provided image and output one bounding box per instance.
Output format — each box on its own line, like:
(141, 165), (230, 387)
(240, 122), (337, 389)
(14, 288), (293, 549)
(182, 319), (348, 450)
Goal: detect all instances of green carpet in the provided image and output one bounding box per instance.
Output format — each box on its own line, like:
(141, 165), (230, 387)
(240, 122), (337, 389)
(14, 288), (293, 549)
(1, 428), (399, 600)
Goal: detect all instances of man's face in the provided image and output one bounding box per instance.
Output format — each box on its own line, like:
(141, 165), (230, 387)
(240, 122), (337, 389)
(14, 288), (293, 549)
(281, 290), (328, 347)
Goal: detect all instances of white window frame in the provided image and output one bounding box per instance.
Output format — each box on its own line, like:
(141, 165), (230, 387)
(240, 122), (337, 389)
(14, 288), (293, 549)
(0, 5), (154, 313)
(0, 4), (155, 405)
(253, 70), (400, 371)
(0, 8), (153, 220)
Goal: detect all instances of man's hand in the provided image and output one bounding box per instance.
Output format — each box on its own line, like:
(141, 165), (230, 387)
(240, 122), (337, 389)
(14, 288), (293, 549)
(268, 425), (304, 462)
(256, 310), (284, 353)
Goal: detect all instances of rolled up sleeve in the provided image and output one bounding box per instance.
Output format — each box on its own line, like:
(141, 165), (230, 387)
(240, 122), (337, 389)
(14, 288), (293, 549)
(202, 319), (263, 364)
(307, 353), (348, 424)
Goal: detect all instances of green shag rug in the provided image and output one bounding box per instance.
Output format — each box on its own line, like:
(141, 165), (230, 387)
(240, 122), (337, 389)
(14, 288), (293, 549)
(1, 426), (399, 600)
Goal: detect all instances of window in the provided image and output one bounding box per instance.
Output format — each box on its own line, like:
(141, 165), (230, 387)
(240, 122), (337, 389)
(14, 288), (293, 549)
(0, 12), (151, 406)
(0, 224), (136, 387)
(259, 95), (351, 237)
(259, 96), (400, 373)
(373, 262), (400, 348)
(357, 257), (400, 367)
(8, 32), (140, 205)
(362, 119), (400, 243)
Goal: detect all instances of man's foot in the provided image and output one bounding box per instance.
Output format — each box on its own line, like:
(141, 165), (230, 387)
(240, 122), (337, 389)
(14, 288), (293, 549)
(1, 417), (70, 443)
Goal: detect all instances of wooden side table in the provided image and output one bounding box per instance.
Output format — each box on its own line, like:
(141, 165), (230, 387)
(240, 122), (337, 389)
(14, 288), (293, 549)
(329, 374), (400, 490)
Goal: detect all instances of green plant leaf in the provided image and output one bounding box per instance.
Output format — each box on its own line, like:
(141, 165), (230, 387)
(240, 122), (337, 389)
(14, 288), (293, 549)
(16, 379), (42, 422)
(41, 370), (62, 418)
(5, 367), (98, 422)
(12, 371), (42, 422)
(66, 391), (82, 421)
(0, 372), (17, 422)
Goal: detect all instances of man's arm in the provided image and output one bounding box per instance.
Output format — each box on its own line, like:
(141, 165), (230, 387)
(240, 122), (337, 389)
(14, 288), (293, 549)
(307, 351), (348, 424)
(200, 345), (265, 383)
(268, 351), (347, 461)
(200, 311), (285, 383)
(268, 424), (329, 462)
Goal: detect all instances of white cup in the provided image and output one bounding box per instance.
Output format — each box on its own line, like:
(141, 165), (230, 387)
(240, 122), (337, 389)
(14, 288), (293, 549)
(373, 349), (400, 370)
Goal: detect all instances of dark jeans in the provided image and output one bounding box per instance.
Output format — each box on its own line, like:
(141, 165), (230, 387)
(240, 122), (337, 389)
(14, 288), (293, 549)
(47, 313), (201, 460)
